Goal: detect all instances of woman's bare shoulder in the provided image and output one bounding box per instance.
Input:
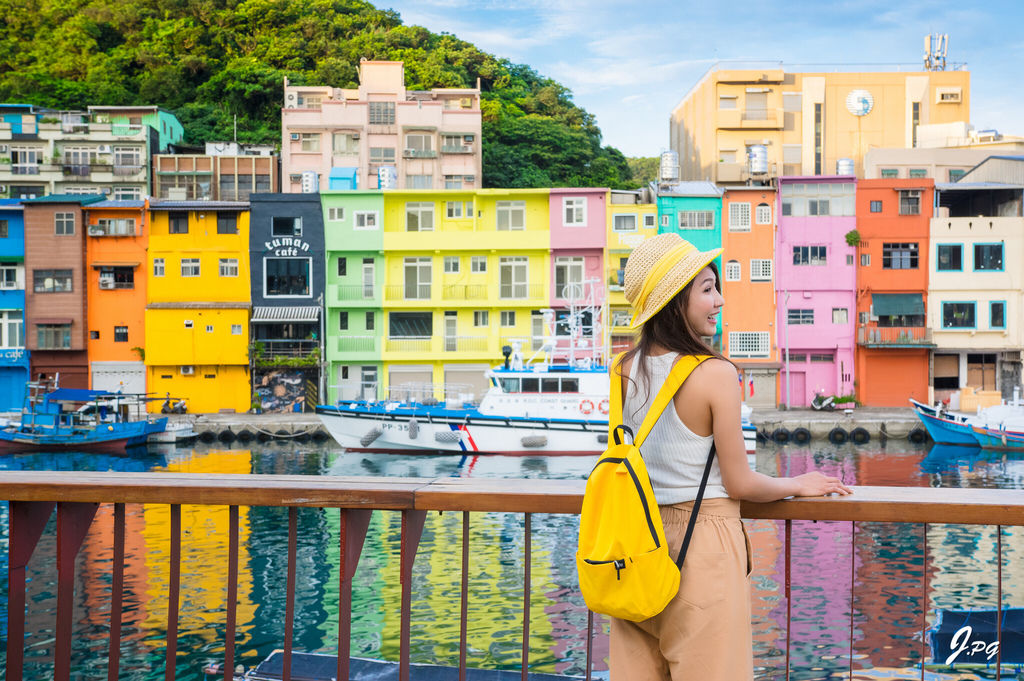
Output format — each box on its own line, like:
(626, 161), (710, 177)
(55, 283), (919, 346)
(691, 357), (738, 383)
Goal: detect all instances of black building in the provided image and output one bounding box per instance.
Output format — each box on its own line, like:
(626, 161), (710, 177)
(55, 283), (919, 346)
(248, 193), (325, 412)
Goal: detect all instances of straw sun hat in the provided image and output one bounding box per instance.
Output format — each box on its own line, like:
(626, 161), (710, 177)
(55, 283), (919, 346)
(624, 233), (723, 329)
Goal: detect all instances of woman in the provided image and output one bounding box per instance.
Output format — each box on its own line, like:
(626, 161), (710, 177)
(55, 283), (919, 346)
(611, 233), (852, 680)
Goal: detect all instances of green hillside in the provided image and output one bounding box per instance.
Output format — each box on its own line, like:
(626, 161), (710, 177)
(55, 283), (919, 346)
(0, 0), (636, 188)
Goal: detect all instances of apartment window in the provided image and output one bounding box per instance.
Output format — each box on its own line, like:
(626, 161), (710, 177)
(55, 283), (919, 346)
(750, 259), (772, 281)
(471, 256), (487, 273)
(266, 258), (311, 297)
(564, 197), (586, 226)
(0, 220), (7, 238)
(362, 258), (375, 298)
(33, 269), (72, 293)
(948, 169), (966, 182)
(660, 215), (670, 228)
(555, 256), (585, 298)
(613, 214), (637, 232)
(446, 201), (463, 218)
(991, 302), (1006, 329)
(339, 311), (349, 331)
(909, 168), (928, 178)
(974, 243), (1003, 271)
(299, 133), (320, 152)
(369, 101), (396, 125)
(912, 102), (920, 148)
(728, 203), (751, 232)
(0, 262), (18, 289)
(728, 332), (770, 358)
(405, 202), (434, 231)
(899, 190), (921, 215)
(500, 311), (516, 327)
(810, 353), (834, 363)
(719, 95), (737, 110)
(813, 103), (823, 175)
(328, 207), (344, 222)
(219, 258), (238, 277)
(755, 203), (771, 225)
(403, 257), (432, 299)
(272, 216), (302, 237)
(724, 260), (741, 282)
(499, 256), (528, 299)
(333, 133), (359, 154)
(354, 211), (378, 230)
(169, 212), (189, 234)
(937, 244), (962, 271)
(942, 302), (975, 329)
(678, 211), (714, 229)
(788, 309), (814, 325)
(96, 218), (136, 236)
(337, 257), (347, 277)
(365, 311), (374, 331)
(880, 168), (899, 179)
(217, 212), (238, 234)
(869, 200), (882, 213)
(444, 256), (460, 274)
(99, 266), (133, 289)
(444, 176), (463, 189)
(37, 324), (71, 350)
(55, 212), (75, 235)
(846, 254), (854, 266)
(231, 324), (242, 335)
(496, 201), (526, 231)
(369, 147), (395, 164)
(832, 308), (848, 324)
(153, 258), (165, 277)
(644, 214), (656, 228)
(808, 198), (830, 216)
(0, 311), (25, 348)
(405, 134), (434, 154)
(882, 243), (919, 269)
(181, 258), (200, 277)
(473, 310), (489, 327)
(407, 174), (433, 189)
(793, 246), (826, 266)
(860, 254), (871, 267)
(113, 326), (128, 343)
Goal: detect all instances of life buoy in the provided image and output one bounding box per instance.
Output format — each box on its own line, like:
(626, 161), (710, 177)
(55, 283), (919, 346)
(850, 427), (870, 445)
(791, 427), (811, 445)
(597, 398), (610, 415)
(579, 399), (595, 415)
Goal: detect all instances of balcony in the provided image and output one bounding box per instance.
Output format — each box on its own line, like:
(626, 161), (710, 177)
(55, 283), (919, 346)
(857, 325), (933, 348)
(252, 339), (321, 366)
(385, 337), (432, 353)
(385, 284), (431, 302)
(110, 124), (145, 137)
(606, 269), (625, 291)
(498, 284), (543, 301)
(332, 284), (377, 302)
(441, 335), (489, 353)
(441, 145), (473, 154)
(336, 335), (377, 353)
(402, 148), (437, 159)
(442, 284), (488, 301)
(11, 164), (40, 175)
(88, 224), (136, 237)
(113, 164), (144, 177)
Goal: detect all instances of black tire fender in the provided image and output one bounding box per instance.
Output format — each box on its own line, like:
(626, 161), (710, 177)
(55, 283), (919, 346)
(850, 427), (870, 445)
(791, 427), (811, 445)
(772, 427), (791, 444)
(828, 427), (848, 445)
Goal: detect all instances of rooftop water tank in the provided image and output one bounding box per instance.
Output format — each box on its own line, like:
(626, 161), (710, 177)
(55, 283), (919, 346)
(378, 165), (397, 189)
(748, 145), (768, 174)
(659, 151), (679, 182)
(836, 158), (855, 176)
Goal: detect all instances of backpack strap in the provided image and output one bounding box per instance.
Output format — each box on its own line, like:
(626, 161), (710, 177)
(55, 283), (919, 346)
(633, 354), (712, 448)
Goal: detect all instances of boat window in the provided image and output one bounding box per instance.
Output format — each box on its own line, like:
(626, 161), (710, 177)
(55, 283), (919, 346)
(541, 378), (560, 393)
(560, 378), (579, 393)
(499, 377), (520, 393)
(521, 377), (539, 393)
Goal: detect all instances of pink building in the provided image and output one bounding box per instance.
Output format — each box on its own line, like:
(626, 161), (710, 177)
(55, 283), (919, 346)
(281, 61), (482, 192)
(548, 188), (607, 358)
(775, 177), (857, 407)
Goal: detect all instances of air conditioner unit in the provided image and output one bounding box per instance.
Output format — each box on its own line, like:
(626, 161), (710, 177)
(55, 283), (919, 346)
(180, 365), (195, 376)
(404, 148), (416, 154)
(351, 133), (360, 140)
(97, 145), (110, 153)
(460, 98), (473, 108)
(290, 133), (301, 140)
(0, 185), (7, 193)
(285, 104), (296, 109)
(289, 173), (302, 182)
(98, 278), (115, 289)
(0, 144), (7, 152)
(465, 175), (475, 183)
(88, 225), (105, 236)
(464, 135), (475, 143)
(287, 93), (296, 101)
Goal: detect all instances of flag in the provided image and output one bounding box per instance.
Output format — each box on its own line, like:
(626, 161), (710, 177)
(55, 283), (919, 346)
(749, 377), (754, 397)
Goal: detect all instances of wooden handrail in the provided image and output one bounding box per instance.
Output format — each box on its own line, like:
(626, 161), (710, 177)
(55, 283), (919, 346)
(0, 472), (1022, 525)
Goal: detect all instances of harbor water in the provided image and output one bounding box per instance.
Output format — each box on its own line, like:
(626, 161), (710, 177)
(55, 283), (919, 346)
(0, 441), (1022, 680)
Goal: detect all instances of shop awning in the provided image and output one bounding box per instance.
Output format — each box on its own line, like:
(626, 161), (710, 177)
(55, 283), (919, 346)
(91, 261), (140, 268)
(250, 306), (320, 323)
(35, 318), (72, 325)
(872, 293), (925, 316)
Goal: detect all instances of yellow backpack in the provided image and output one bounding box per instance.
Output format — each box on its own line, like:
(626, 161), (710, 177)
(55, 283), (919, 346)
(576, 353), (716, 622)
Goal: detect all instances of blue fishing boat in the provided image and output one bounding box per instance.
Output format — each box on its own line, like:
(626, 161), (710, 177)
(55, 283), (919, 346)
(909, 399), (979, 446)
(0, 381), (167, 454)
(970, 423), (1024, 450)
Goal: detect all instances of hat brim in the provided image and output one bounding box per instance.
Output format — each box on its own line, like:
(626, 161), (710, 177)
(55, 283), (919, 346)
(629, 247), (723, 329)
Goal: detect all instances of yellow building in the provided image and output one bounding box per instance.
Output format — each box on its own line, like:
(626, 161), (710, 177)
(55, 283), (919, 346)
(605, 190), (658, 354)
(146, 201), (251, 413)
(379, 189), (550, 400)
(670, 64), (970, 182)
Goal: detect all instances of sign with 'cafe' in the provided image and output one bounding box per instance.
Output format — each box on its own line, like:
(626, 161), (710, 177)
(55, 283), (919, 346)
(263, 237), (311, 257)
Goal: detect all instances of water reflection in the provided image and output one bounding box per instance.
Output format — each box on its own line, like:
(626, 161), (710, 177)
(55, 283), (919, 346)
(0, 442), (1021, 680)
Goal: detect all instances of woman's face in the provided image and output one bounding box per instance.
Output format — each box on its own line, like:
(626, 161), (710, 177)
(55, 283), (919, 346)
(685, 266), (724, 337)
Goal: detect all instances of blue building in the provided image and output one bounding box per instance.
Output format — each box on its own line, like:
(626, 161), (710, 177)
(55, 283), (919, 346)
(0, 199), (29, 409)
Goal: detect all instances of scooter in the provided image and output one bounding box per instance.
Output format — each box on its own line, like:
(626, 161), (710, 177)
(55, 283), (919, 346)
(811, 392), (835, 411)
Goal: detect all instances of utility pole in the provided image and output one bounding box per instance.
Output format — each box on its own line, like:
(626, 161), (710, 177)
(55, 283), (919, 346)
(784, 291), (791, 410)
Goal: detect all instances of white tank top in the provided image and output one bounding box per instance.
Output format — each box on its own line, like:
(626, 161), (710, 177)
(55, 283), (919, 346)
(622, 352), (728, 505)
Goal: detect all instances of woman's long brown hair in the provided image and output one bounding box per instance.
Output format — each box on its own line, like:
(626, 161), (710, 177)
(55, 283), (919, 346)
(616, 262), (730, 418)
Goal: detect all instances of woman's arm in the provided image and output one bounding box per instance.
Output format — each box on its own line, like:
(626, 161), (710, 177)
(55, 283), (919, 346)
(702, 360), (852, 502)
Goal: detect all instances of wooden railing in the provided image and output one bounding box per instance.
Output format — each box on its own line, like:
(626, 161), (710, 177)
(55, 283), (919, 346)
(2, 473), (1023, 681)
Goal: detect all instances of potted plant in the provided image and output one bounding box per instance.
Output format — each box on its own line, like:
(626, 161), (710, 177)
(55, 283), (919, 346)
(832, 393), (858, 409)
(250, 393), (263, 414)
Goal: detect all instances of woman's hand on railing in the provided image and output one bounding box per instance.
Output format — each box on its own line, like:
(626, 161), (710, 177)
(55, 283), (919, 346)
(792, 472), (853, 497)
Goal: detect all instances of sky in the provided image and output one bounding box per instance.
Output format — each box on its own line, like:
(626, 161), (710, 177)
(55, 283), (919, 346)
(382, 0), (1024, 157)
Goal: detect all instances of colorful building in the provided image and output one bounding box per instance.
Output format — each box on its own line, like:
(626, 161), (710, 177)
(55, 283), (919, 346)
(606, 189), (658, 354)
(775, 177), (856, 407)
(153, 143), (279, 201)
(0, 199), (29, 408)
(721, 186), (779, 408)
(854, 179), (933, 407)
(249, 193), (325, 412)
(281, 61), (482, 193)
(84, 200), (149, 393)
(929, 157), (1024, 405)
(322, 190), (384, 402)
(671, 65), (971, 182)
(145, 201), (251, 413)
(23, 193), (106, 389)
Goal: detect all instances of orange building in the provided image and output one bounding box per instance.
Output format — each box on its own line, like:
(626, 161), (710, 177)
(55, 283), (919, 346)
(721, 187), (779, 409)
(83, 200), (149, 393)
(854, 179), (934, 406)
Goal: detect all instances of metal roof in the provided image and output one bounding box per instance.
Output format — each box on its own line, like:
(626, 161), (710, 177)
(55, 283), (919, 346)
(935, 182), (1024, 191)
(22, 193), (106, 204)
(87, 200), (146, 208)
(251, 306), (321, 323)
(657, 181), (723, 197)
(149, 200), (248, 210)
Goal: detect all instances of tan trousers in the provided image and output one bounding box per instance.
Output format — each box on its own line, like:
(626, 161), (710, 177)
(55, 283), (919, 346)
(609, 497), (753, 681)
